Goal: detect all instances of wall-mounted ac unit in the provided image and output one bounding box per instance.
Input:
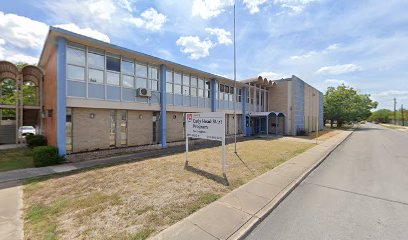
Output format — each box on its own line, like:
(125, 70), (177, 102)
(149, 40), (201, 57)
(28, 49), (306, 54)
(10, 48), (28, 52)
(137, 88), (151, 97)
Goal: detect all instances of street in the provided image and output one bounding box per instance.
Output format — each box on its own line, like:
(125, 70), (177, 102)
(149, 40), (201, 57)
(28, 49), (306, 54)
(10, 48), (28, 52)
(246, 123), (408, 240)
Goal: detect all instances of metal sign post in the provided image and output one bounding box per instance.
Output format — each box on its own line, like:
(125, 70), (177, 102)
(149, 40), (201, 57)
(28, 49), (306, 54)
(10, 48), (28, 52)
(185, 112), (226, 177)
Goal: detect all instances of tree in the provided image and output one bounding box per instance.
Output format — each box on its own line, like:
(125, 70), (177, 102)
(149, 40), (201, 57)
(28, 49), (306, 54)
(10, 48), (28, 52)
(324, 85), (377, 127)
(367, 109), (393, 123)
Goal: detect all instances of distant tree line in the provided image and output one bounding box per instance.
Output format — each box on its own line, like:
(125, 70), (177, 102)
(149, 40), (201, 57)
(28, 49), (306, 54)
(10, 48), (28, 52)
(368, 108), (408, 124)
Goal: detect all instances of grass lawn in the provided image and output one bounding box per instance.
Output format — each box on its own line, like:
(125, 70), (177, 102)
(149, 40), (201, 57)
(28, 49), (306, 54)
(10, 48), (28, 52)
(0, 147), (33, 172)
(381, 124), (406, 130)
(23, 138), (317, 240)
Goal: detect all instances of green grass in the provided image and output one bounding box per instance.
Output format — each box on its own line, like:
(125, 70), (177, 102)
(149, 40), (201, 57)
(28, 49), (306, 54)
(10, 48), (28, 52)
(0, 147), (34, 172)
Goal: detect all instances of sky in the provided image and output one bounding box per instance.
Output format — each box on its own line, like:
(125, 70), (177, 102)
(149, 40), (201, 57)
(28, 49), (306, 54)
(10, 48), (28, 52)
(0, 0), (407, 110)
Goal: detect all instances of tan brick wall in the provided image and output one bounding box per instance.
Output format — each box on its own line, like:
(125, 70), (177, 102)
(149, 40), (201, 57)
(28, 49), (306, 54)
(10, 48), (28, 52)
(167, 111), (184, 142)
(127, 110), (154, 146)
(268, 81), (292, 134)
(72, 108), (110, 152)
(304, 84), (320, 133)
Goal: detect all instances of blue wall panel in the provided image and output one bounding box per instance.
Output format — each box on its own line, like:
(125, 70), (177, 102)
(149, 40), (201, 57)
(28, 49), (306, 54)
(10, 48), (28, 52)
(191, 97), (198, 107)
(135, 96), (148, 103)
(166, 93), (173, 105)
(183, 96), (190, 106)
(205, 98), (211, 109)
(67, 81), (86, 98)
(293, 78), (305, 134)
(88, 83), (105, 99)
(198, 98), (205, 108)
(122, 88), (135, 101)
(174, 95), (182, 106)
(319, 92), (324, 129)
(107, 86), (121, 100)
(151, 91), (160, 104)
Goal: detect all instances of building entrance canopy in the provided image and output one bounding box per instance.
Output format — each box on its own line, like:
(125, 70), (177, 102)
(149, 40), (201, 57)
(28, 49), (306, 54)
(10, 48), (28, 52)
(246, 111), (286, 137)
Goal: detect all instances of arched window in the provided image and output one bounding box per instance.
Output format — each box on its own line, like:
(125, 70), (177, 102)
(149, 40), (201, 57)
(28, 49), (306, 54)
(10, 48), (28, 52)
(23, 81), (38, 105)
(0, 79), (17, 105)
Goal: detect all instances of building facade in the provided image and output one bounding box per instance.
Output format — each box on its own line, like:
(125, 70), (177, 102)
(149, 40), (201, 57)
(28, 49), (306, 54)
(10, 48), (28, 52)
(0, 27), (324, 154)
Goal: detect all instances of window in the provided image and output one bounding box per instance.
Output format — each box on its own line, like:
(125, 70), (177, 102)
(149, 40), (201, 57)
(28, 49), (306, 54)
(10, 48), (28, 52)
(106, 56), (120, 72)
(107, 72), (120, 85)
(110, 110), (116, 147)
(150, 67), (158, 80)
(67, 65), (85, 81)
(174, 84), (182, 94)
(89, 69), (104, 84)
(136, 64), (147, 78)
(174, 72), (182, 94)
(225, 85), (229, 93)
(215, 82), (219, 99)
(183, 74), (190, 96)
(122, 75), (134, 88)
(166, 83), (173, 93)
(237, 89), (242, 102)
(230, 86), (234, 94)
(205, 81), (210, 98)
(136, 77), (147, 89)
(174, 72), (182, 85)
(120, 111), (127, 146)
(88, 52), (104, 69)
(220, 84), (224, 92)
(166, 70), (173, 93)
(66, 108), (73, 153)
(191, 76), (197, 87)
(149, 66), (159, 91)
(122, 60), (134, 75)
(191, 87), (197, 96)
(67, 47), (85, 66)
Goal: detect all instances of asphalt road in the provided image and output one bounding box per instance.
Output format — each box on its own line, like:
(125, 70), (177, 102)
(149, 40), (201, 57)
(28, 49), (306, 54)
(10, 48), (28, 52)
(245, 123), (408, 240)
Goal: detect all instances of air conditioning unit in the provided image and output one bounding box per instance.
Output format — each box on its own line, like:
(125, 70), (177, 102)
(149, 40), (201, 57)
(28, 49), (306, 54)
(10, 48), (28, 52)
(137, 88), (151, 97)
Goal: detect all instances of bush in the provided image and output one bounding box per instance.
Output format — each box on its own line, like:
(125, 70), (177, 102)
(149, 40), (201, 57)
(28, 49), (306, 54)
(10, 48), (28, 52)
(32, 146), (64, 167)
(26, 134), (46, 148)
(296, 128), (308, 136)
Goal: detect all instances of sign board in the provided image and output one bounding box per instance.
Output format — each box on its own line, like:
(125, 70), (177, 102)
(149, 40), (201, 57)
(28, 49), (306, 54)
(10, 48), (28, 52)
(185, 112), (227, 177)
(185, 112), (225, 141)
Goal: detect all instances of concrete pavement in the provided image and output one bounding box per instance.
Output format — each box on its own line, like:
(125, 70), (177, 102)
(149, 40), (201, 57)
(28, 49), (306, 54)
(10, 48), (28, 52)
(151, 129), (353, 240)
(245, 123), (408, 240)
(0, 181), (23, 240)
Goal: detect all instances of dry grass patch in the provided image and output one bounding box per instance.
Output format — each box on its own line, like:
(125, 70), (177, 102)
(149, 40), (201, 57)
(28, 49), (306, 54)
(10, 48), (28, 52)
(24, 139), (314, 240)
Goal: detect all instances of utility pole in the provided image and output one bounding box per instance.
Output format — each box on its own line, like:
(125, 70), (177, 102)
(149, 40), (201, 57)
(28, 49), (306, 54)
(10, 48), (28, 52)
(402, 104), (405, 126)
(233, 3), (237, 154)
(394, 98), (397, 125)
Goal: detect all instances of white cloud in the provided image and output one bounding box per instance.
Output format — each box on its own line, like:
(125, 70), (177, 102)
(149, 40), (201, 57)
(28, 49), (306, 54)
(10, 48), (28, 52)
(0, 41), (38, 64)
(127, 8), (167, 31)
(258, 71), (288, 80)
(371, 90), (408, 98)
(87, 0), (116, 20)
(290, 51), (317, 60)
(192, 0), (234, 19)
(274, 0), (318, 13)
(324, 79), (349, 86)
(316, 64), (362, 75)
(118, 0), (134, 12)
(176, 36), (214, 60)
(243, 0), (268, 14)
(54, 23), (111, 42)
(326, 43), (339, 51)
(205, 28), (232, 45)
(0, 11), (48, 49)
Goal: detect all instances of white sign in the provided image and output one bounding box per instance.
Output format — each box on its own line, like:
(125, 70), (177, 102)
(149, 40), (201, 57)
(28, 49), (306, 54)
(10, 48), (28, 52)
(185, 112), (227, 177)
(185, 112), (225, 141)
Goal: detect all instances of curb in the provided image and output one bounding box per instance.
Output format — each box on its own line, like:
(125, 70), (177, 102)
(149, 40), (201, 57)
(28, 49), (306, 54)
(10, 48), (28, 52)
(233, 129), (355, 240)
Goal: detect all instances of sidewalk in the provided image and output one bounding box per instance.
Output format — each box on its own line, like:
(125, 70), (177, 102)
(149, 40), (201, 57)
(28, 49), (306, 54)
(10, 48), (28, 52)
(0, 181), (23, 240)
(151, 130), (353, 240)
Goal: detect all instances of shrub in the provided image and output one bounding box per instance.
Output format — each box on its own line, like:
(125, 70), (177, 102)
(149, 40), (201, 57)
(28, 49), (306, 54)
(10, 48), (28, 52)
(32, 146), (64, 167)
(26, 134), (46, 148)
(296, 128), (308, 136)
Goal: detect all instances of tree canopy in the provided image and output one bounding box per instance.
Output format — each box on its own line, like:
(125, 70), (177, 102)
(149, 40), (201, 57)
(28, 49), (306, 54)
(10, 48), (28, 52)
(324, 85), (377, 126)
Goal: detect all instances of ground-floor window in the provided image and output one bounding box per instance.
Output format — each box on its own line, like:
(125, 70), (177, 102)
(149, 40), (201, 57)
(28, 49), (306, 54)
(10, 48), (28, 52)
(110, 110), (116, 147)
(66, 108), (73, 153)
(120, 110), (127, 146)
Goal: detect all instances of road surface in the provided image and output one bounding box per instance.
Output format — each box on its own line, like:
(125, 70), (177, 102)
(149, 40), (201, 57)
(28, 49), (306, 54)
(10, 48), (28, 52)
(246, 123), (408, 240)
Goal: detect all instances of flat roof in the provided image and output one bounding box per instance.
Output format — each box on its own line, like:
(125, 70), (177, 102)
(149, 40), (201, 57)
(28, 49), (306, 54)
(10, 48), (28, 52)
(38, 26), (248, 87)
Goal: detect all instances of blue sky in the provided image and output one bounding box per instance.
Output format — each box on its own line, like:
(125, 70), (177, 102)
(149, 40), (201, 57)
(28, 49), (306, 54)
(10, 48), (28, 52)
(1, 0), (407, 110)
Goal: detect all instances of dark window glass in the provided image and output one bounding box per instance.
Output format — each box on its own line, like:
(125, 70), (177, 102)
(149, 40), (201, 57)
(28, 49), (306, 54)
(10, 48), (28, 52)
(220, 84), (224, 92)
(106, 56), (120, 72)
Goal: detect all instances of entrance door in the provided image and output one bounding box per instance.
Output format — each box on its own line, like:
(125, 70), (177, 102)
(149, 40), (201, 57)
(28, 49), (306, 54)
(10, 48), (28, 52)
(152, 112), (160, 144)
